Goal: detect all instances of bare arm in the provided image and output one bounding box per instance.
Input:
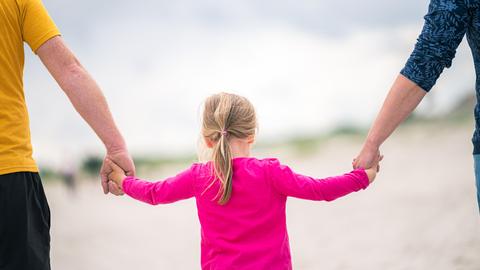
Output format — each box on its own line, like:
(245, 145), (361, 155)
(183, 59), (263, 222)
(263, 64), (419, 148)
(353, 74), (426, 169)
(36, 36), (134, 194)
(354, 0), (470, 170)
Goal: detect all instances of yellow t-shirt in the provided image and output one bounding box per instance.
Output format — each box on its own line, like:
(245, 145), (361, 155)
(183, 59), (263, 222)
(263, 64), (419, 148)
(0, 0), (60, 175)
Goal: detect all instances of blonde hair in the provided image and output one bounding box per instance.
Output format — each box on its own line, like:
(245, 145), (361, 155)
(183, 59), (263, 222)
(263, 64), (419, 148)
(201, 92), (257, 205)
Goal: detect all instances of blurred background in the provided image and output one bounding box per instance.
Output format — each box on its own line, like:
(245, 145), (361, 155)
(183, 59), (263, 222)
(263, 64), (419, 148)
(22, 0), (479, 269)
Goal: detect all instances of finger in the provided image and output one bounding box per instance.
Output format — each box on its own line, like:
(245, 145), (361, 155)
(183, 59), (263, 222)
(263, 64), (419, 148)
(354, 161), (364, 170)
(106, 158), (123, 172)
(101, 173), (108, 194)
(108, 182), (123, 196)
(125, 159), (136, 177)
(100, 162), (110, 194)
(352, 159), (358, 169)
(108, 181), (124, 196)
(125, 167), (135, 177)
(107, 151), (136, 177)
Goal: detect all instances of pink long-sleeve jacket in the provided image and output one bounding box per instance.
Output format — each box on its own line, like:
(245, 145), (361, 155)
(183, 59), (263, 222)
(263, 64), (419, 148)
(122, 157), (369, 270)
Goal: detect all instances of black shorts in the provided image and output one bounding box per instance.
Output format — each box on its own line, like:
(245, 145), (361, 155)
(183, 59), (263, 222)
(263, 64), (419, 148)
(0, 172), (51, 270)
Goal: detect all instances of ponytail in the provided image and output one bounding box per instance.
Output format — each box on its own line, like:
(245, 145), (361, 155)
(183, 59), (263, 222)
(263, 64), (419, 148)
(201, 92), (257, 205)
(211, 131), (233, 205)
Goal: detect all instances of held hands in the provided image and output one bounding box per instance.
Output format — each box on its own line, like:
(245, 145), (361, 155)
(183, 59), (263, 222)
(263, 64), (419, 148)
(352, 141), (383, 183)
(352, 142), (380, 171)
(100, 149), (135, 195)
(105, 158), (127, 188)
(357, 153), (383, 183)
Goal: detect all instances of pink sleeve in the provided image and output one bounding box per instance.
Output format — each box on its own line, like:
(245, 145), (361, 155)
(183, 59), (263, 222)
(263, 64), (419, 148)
(122, 165), (195, 205)
(267, 159), (369, 201)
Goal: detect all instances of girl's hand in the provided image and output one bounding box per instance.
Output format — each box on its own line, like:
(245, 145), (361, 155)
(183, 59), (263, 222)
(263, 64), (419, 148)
(364, 154), (383, 183)
(100, 149), (134, 195)
(106, 158), (127, 188)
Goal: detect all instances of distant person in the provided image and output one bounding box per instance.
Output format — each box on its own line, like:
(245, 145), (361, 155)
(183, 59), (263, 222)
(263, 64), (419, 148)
(105, 92), (382, 270)
(353, 0), (480, 211)
(0, 0), (134, 269)
(60, 159), (77, 195)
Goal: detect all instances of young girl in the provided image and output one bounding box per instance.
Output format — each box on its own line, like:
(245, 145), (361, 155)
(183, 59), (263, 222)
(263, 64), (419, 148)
(106, 92), (381, 270)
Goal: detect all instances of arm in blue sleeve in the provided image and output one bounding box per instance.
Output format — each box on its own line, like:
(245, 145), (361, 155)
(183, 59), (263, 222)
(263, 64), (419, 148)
(400, 0), (469, 92)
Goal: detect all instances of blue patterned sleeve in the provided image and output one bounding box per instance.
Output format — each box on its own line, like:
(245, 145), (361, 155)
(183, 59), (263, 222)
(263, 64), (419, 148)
(400, 0), (469, 92)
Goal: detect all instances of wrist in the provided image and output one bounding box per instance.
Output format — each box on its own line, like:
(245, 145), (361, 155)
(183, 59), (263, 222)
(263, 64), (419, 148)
(120, 175), (131, 189)
(105, 141), (128, 155)
(364, 138), (380, 152)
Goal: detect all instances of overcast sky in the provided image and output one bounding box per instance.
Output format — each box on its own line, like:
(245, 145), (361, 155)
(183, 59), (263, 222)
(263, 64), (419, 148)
(24, 0), (476, 166)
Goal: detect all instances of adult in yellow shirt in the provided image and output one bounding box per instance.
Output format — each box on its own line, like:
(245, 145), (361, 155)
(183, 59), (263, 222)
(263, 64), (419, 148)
(0, 0), (135, 269)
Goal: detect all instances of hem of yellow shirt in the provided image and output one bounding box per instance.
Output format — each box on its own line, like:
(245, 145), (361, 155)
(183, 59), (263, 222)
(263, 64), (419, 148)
(31, 30), (61, 54)
(0, 165), (39, 176)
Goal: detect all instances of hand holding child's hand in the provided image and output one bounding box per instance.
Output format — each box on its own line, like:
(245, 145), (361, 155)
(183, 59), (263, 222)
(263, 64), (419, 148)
(364, 154), (383, 183)
(106, 158), (127, 188)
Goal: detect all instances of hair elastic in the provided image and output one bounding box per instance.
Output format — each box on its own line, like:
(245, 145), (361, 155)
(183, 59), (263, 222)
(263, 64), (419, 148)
(220, 130), (228, 136)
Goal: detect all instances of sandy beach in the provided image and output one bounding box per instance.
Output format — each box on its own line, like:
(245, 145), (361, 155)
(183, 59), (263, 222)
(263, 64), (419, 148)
(46, 121), (480, 270)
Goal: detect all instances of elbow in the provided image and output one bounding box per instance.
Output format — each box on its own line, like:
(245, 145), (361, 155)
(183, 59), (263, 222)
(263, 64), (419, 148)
(65, 59), (85, 80)
(58, 58), (87, 93)
(149, 191), (170, 205)
(65, 58), (84, 77)
(400, 66), (435, 93)
(149, 193), (161, 205)
(150, 197), (174, 205)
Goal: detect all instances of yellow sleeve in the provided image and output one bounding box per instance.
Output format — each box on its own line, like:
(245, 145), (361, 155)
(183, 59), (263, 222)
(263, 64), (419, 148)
(20, 0), (61, 53)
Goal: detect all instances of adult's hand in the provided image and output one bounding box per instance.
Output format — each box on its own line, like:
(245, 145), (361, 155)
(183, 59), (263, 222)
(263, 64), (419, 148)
(353, 143), (380, 170)
(100, 148), (135, 195)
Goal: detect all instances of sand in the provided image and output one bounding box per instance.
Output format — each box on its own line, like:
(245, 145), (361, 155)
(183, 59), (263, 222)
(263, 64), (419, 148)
(46, 122), (480, 269)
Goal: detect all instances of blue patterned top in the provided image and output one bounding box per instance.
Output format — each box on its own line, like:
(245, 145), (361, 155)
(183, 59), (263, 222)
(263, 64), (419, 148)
(400, 0), (480, 154)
